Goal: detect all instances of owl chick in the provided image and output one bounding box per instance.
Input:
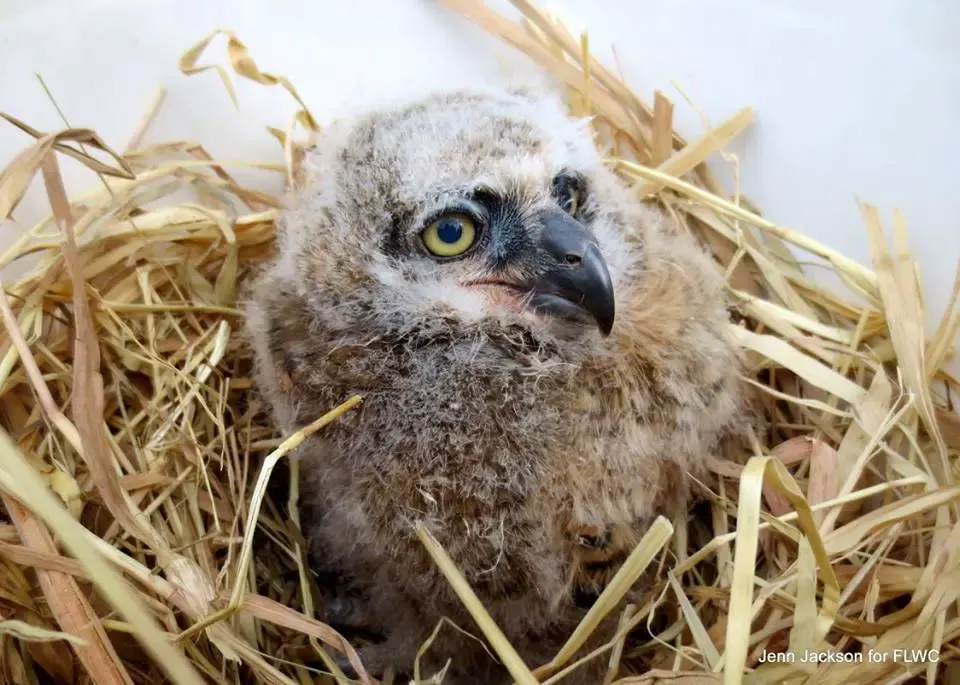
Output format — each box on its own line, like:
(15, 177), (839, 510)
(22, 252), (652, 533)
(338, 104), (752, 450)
(245, 87), (744, 683)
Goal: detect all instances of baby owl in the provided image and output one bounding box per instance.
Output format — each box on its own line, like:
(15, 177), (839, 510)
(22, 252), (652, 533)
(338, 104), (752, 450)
(245, 86), (744, 683)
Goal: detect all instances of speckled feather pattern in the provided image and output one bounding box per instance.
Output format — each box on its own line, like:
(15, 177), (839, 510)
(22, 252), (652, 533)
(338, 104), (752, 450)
(244, 87), (745, 683)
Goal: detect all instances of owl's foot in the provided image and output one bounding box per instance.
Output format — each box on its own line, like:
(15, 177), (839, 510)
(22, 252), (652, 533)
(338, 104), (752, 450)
(326, 595), (374, 629)
(333, 637), (462, 683)
(333, 643), (402, 682)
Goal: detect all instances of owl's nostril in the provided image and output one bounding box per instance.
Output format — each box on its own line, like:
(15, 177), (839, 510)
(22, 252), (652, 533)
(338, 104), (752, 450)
(564, 253), (583, 266)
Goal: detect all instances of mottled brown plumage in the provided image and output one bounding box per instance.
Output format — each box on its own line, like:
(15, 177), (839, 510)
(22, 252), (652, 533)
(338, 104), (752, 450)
(244, 87), (744, 683)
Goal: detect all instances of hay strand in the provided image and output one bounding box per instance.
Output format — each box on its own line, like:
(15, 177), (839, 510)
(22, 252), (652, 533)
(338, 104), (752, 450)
(0, 430), (204, 685)
(415, 522), (539, 685)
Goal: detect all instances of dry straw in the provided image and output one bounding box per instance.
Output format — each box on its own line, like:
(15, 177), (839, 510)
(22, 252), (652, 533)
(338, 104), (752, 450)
(0, 0), (958, 683)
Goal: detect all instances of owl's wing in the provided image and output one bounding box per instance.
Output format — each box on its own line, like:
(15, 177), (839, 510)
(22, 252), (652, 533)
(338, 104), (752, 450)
(243, 275), (311, 431)
(550, 221), (744, 605)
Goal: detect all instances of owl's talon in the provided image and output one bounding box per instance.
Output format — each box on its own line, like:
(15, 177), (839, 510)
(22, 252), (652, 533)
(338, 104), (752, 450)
(577, 532), (608, 549)
(326, 596), (353, 622)
(325, 595), (381, 634)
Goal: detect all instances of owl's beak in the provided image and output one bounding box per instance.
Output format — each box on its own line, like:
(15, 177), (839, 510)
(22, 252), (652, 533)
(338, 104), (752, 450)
(528, 208), (616, 336)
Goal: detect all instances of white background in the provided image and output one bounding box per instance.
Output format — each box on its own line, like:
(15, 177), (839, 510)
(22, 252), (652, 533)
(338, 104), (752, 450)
(1, 0), (958, 375)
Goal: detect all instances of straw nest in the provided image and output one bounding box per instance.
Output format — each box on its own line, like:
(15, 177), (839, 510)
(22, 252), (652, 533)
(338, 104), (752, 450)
(1, 1), (958, 684)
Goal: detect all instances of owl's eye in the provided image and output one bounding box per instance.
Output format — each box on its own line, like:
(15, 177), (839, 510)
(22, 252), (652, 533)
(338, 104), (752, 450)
(552, 174), (583, 215)
(421, 213), (478, 257)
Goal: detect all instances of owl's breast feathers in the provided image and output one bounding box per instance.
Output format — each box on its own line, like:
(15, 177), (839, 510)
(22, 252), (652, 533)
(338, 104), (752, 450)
(249, 230), (742, 609)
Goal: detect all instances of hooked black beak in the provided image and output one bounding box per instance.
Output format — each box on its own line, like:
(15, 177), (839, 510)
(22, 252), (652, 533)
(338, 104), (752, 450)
(527, 208), (615, 336)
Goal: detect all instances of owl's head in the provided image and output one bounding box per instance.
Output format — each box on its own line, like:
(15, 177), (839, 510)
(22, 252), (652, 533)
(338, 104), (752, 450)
(277, 87), (639, 344)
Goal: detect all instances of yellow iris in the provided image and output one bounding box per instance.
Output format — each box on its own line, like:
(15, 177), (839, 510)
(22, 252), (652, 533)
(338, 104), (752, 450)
(422, 213), (477, 257)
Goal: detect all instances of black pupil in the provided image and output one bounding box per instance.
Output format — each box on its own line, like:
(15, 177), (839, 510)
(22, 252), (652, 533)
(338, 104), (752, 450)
(437, 218), (464, 244)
